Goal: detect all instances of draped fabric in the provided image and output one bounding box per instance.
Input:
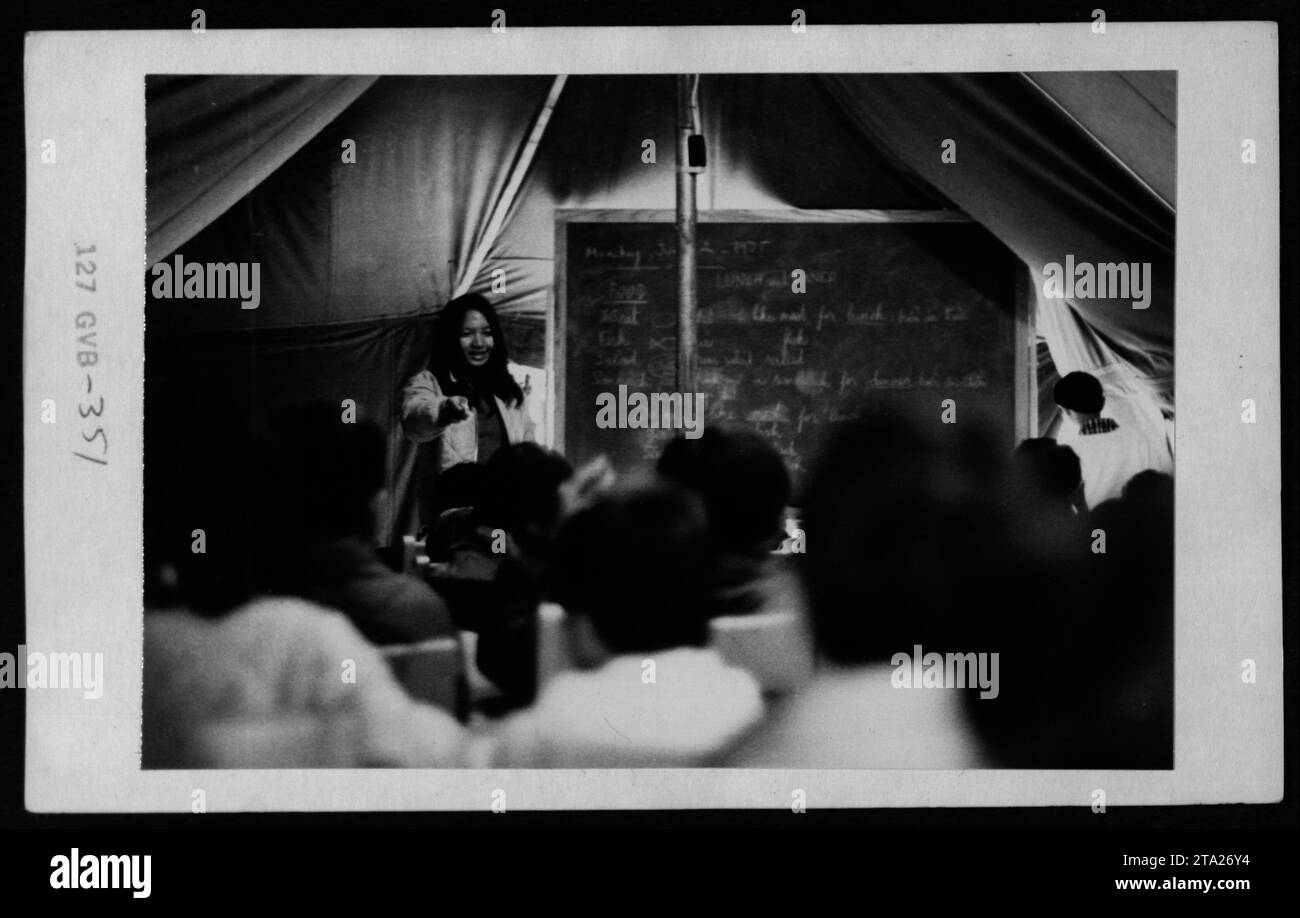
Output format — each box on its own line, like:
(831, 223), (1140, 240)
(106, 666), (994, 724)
(820, 73), (1175, 417)
(147, 73), (956, 342)
(144, 73), (1176, 545)
(146, 75), (557, 540)
(149, 75), (558, 332)
(1024, 71), (1175, 210)
(322, 76), (559, 533)
(147, 76), (378, 265)
(329, 77), (558, 324)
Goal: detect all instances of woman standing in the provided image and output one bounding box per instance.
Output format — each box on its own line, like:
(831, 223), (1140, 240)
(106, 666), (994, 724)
(402, 293), (536, 528)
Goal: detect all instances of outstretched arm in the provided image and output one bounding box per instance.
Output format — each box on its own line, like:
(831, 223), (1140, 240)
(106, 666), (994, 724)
(400, 370), (469, 443)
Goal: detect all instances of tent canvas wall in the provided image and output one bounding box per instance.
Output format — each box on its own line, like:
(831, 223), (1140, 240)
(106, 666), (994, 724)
(144, 72), (1174, 543)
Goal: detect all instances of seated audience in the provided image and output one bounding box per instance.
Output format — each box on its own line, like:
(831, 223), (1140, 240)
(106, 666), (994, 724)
(1082, 470), (1173, 765)
(428, 443), (574, 709)
(256, 403), (454, 646)
(492, 485), (764, 766)
(967, 457), (1172, 769)
(142, 435), (469, 768)
(144, 596), (471, 768)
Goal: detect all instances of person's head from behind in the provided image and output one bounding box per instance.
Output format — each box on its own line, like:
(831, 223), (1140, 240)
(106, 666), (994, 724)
(474, 443), (574, 558)
(657, 426), (792, 556)
(1122, 469), (1173, 511)
(430, 293), (523, 406)
(1012, 438), (1083, 514)
(800, 407), (1005, 664)
(1053, 371), (1106, 427)
(1121, 469), (1174, 570)
(261, 401), (388, 543)
(550, 484), (716, 665)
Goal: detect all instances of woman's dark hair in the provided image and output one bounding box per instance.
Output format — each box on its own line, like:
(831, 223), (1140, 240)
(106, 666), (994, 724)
(429, 293), (524, 408)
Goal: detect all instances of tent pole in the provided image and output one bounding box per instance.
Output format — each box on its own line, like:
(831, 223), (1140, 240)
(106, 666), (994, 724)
(675, 74), (699, 395)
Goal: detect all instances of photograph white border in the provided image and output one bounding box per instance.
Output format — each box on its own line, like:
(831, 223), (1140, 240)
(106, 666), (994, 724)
(22, 22), (1282, 811)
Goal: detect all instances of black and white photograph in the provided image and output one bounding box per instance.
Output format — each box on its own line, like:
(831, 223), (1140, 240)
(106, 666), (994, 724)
(13, 17), (1285, 833)
(138, 70), (1178, 771)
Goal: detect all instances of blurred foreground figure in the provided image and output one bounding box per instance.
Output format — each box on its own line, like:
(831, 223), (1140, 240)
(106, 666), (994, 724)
(970, 455), (1173, 768)
(727, 409), (998, 767)
(491, 485), (763, 766)
(143, 597), (469, 768)
(142, 407), (469, 768)
(257, 402), (454, 646)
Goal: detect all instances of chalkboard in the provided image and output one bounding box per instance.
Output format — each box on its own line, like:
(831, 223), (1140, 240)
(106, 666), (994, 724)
(556, 212), (1029, 492)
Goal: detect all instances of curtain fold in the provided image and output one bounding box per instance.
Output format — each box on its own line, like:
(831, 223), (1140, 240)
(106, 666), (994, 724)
(820, 72), (1175, 414)
(147, 75), (378, 265)
(1023, 71), (1176, 211)
(324, 76), (558, 541)
(328, 76), (557, 326)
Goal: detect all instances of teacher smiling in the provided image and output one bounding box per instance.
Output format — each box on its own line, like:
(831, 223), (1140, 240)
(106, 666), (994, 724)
(401, 293), (536, 528)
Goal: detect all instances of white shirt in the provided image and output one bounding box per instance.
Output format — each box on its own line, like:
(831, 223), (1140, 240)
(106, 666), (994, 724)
(1060, 416), (1172, 509)
(491, 647), (764, 767)
(724, 662), (990, 769)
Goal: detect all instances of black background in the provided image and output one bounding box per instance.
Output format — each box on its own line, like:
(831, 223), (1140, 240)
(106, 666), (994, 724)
(0, 0), (1295, 899)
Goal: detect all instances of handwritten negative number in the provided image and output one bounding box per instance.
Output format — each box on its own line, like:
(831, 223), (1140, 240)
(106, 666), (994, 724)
(75, 247), (96, 292)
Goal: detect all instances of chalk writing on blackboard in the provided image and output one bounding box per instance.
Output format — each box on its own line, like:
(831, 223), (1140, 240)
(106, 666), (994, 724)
(565, 220), (1018, 490)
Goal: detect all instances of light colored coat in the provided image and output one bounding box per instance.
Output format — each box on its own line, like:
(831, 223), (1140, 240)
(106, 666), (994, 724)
(400, 368), (536, 473)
